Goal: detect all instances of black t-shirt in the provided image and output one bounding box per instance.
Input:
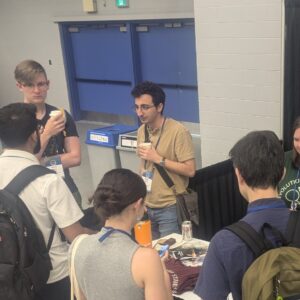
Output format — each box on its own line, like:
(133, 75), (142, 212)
(38, 104), (79, 193)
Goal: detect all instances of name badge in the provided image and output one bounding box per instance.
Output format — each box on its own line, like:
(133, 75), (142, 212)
(42, 155), (65, 178)
(142, 171), (153, 192)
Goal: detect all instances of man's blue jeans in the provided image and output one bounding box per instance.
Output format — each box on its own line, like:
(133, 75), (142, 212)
(147, 204), (180, 240)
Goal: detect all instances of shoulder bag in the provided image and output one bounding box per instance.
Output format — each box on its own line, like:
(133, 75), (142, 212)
(155, 164), (199, 227)
(70, 234), (88, 300)
(144, 123), (199, 227)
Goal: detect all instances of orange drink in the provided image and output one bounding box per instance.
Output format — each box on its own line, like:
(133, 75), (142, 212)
(134, 220), (152, 247)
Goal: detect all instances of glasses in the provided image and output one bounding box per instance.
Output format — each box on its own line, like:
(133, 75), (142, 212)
(133, 104), (155, 112)
(20, 81), (49, 91)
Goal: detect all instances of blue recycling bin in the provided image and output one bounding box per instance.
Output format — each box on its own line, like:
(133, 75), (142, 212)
(86, 124), (137, 189)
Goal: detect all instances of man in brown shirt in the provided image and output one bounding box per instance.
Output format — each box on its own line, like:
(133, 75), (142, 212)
(132, 81), (196, 239)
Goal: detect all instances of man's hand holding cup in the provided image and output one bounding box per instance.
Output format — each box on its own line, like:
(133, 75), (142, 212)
(44, 109), (66, 137)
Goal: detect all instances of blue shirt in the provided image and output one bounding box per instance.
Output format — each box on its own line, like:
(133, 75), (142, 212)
(194, 198), (289, 300)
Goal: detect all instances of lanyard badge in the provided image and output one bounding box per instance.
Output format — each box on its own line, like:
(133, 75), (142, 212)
(42, 155), (65, 178)
(142, 170), (153, 192)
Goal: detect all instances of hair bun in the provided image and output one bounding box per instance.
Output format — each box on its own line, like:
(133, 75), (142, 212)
(91, 184), (125, 219)
(90, 169), (147, 220)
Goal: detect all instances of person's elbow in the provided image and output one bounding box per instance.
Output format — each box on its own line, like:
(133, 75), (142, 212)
(73, 155), (81, 167)
(69, 152), (81, 167)
(186, 161), (196, 177)
(61, 222), (96, 243)
(182, 168), (195, 178)
(188, 168), (196, 178)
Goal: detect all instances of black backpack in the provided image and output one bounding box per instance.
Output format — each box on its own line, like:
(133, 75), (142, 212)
(0, 165), (56, 300)
(226, 210), (300, 300)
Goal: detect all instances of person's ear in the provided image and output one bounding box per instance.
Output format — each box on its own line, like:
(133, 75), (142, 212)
(133, 198), (144, 210)
(16, 81), (23, 91)
(280, 167), (286, 181)
(29, 130), (37, 142)
(133, 197), (145, 221)
(27, 130), (38, 148)
(157, 103), (163, 113)
(235, 168), (244, 185)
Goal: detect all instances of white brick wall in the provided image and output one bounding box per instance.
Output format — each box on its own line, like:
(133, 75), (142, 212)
(194, 0), (283, 166)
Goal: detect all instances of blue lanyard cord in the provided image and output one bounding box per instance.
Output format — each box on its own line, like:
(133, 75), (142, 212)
(98, 226), (136, 243)
(291, 169), (300, 211)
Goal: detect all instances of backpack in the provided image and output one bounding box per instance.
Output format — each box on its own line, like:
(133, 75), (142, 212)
(226, 210), (300, 300)
(0, 165), (56, 300)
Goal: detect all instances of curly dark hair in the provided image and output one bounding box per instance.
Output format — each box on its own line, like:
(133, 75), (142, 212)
(131, 81), (166, 113)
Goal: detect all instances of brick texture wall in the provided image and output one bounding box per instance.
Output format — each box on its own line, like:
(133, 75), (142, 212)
(194, 0), (283, 166)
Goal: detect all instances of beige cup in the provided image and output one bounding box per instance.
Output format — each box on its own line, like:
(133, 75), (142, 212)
(139, 142), (152, 149)
(49, 109), (65, 123)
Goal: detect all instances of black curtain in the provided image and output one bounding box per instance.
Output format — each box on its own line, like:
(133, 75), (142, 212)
(283, 0), (300, 151)
(189, 159), (247, 241)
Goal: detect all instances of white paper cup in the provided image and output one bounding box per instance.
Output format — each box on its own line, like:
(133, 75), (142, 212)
(139, 142), (152, 149)
(49, 110), (65, 122)
(49, 110), (61, 117)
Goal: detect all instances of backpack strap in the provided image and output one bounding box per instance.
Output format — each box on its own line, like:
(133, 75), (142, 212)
(143, 122), (175, 189)
(226, 221), (272, 258)
(286, 210), (300, 247)
(4, 165), (55, 195)
(4, 164), (57, 251)
(47, 224), (56, 251)
(260, 222), (288, 247)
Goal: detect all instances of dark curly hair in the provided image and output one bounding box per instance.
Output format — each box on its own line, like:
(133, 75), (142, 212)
(131, 81), (166, 113)
(90, 169), (147, 220)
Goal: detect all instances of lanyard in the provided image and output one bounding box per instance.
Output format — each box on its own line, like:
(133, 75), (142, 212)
(153, 117), (166, 150)
(247, 201), (286, 214)
(291, 168), (300, 211)
(38, 115), (60, 156)
(143, 117), (166, 170)
(98, 226), (136, 243)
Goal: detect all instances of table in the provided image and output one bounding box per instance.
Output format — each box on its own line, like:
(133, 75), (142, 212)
(154, 233), (233, 300)
(153, 233), (208, 300)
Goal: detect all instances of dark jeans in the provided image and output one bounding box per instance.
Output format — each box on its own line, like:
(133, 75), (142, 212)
(147, 204), (180, 240)
(34, 276), (70, 300)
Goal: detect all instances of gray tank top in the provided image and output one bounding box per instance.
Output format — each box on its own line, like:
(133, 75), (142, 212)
(74, 228), (144, 300)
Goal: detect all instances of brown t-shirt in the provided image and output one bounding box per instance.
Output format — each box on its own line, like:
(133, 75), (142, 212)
(137, 118), (195, 208)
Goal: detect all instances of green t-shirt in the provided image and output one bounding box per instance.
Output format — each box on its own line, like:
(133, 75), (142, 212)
(278, 150), (300, 208)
